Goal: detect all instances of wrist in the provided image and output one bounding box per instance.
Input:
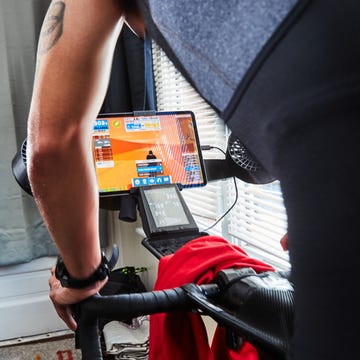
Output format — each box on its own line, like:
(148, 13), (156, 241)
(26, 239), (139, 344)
(55, 244), (119, 289)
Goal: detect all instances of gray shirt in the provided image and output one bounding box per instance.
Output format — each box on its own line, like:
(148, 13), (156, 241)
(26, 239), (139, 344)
(139, 0), (298, 113)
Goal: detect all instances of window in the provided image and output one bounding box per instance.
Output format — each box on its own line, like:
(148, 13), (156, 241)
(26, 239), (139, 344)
(151, 43), (290, 270)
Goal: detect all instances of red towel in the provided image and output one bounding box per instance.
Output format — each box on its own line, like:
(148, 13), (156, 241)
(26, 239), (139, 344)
(149, 235), (274, 360)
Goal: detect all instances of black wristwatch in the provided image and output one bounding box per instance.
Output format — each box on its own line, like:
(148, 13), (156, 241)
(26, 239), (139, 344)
(55, 244), (119, 289)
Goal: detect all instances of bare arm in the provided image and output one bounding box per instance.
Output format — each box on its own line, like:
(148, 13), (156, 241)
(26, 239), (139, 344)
(27, 1), (124, 282)
(27, 0), (146, 330)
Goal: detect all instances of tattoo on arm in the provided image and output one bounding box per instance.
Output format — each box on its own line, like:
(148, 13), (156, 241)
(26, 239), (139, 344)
(38, 1), (66, 55)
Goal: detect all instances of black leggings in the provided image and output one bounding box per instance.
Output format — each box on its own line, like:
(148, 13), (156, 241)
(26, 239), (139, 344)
(225, 1), (360, 358)
(277, 112), (360, 359)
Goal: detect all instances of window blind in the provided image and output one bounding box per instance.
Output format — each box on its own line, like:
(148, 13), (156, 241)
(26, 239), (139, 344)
(225, 181), (289, 269)
(151, 42), (290, 270)
(151, 42), (227, 223)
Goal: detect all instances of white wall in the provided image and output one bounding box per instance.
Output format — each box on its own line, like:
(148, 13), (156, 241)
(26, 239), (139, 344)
(0, 257), (67, 343)
(107, 211), (158, 290)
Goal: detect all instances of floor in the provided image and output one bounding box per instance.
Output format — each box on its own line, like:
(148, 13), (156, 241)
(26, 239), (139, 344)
(0, 335), (82, 360)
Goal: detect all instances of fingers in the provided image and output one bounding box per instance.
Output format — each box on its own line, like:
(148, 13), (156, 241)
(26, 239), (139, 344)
(49, 277), (77, 331)
(50, 297), (78, 331)
(48, 269), (108, 331)
(48, 269), (60, 291)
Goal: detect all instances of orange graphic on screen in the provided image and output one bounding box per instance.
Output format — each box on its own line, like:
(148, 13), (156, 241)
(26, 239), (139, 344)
(92, 113), (205, 194)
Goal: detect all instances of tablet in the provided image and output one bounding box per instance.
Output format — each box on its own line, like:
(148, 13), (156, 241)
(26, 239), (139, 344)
(92, 111), (207, 196)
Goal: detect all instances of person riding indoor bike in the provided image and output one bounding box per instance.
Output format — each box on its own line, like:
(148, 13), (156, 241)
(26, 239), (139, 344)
(27, 1), (360, 359)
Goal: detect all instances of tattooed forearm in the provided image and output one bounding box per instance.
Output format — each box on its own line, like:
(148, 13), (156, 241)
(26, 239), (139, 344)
(38, 1), (65, 55)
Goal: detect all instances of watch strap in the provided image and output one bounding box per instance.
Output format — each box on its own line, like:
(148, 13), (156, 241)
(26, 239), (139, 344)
(55, 244), (119, 289)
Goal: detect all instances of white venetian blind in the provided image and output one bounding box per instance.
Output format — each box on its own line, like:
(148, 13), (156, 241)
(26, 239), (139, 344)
(225, 181), (289, 270)
(151, 42), (227, 225)
(151, 42), (290, 270)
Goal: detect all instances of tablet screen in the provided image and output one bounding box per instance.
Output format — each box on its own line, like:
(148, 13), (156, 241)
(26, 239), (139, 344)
(92, 111), (207, 196)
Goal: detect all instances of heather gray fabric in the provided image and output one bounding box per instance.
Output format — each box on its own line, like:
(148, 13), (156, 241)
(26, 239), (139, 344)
(140, 0), (297, 112)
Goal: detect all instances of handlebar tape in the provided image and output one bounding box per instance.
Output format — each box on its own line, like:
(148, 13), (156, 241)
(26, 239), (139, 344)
(75, 286), (192, 360)
(81, 286), (191, 321)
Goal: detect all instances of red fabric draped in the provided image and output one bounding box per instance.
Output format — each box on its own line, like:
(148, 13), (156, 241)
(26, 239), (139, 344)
(149, 235), (274, 360)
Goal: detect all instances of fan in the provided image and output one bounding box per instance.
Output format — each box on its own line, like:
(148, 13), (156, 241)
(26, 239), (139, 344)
(227, 134), (262, 173)
(12, 138), (32, 196)
(203, 134), (275, 184)
(225, 133), (275, 184)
